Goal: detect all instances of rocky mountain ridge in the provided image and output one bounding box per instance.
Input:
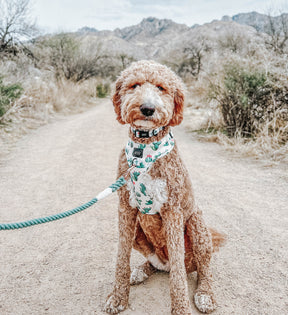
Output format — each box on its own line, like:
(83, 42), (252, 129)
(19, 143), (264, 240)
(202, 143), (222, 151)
(78, 11), (287, 37)
(76, 12), (287, 60)
(113, 17), (190, 41)
(221, 11), (288, 33)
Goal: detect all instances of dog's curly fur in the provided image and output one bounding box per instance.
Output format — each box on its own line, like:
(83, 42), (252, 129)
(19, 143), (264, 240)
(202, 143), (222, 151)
(104, 60), (225, 314)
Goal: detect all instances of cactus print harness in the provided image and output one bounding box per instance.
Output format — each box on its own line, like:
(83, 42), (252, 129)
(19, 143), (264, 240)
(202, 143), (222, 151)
(125, 129), (175, 214)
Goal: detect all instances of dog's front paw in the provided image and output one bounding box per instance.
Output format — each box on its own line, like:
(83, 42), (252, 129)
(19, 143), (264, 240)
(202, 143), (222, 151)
(104, 292), (128, 314)
(194, 291), (217, 314)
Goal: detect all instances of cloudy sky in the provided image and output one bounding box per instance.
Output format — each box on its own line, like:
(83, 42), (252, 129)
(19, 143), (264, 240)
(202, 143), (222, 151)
(32, 0), (287, 33)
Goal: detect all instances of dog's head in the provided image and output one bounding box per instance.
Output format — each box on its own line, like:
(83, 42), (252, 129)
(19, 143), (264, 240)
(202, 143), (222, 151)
(112, 60), (185, 130)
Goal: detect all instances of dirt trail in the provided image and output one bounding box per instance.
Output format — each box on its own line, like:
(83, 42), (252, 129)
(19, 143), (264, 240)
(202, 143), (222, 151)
(0, 99), (287, 315)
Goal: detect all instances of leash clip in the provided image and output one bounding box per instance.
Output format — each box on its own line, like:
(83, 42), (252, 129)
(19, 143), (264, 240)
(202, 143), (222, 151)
(124, 165), (136, 180)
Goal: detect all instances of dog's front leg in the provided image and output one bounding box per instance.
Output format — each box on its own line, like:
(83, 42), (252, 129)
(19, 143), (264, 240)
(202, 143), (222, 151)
(104, 205), (138, 314)
(162, 209), (193, 315)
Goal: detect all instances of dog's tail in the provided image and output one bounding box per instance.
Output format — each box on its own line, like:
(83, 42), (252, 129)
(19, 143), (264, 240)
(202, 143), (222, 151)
(209, 227), (226, 252)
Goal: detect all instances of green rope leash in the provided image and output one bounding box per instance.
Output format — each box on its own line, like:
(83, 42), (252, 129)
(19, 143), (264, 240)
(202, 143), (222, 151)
(0, 176), (127, 231)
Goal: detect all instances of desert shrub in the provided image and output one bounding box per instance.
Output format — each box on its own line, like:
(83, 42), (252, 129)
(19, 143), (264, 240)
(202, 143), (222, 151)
(96, 83), (110, 98)
(119, 54), (136, 70)
(176, 40), (210, 79)
(163, 37), (210, 81)
(217, 30), (247, 53)
(208, 63), (288, 138)
(35, 34), (117, 82)
(263, 12), (288, 55)
(0, 77), (23, 118)
(42, 34), (78, 80)
(177, 54), (201, 78)
(217, 29), (258, 56)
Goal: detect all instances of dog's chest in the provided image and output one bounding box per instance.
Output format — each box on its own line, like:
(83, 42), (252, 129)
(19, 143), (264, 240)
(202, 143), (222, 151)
(125, 133), (174, 214)
(127, 172), (168, 214)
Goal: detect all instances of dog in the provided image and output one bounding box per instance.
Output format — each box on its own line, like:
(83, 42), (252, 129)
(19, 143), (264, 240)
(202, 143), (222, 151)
(104, 60), (225, 314)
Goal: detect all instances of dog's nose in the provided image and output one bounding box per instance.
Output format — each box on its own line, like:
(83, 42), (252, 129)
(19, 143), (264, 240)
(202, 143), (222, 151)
(140, 103), (155, 117)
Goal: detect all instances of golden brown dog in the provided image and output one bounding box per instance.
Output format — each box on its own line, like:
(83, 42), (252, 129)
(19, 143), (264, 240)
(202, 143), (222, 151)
(104, 60), (225, 314)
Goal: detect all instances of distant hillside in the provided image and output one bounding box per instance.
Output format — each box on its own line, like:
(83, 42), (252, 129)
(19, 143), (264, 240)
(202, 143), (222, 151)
(77, 16), (258, 60)
(77, 26), (98, 34)
(78, 11), (288, 39)
(113, 17), (189, 41)
(221, 11), (288, 33)
(74, 11), (287, 61)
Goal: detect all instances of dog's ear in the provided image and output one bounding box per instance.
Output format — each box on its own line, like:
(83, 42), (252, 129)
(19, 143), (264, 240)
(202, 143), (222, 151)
(168, 87), (184, 126)
(112, 78), (126, 124)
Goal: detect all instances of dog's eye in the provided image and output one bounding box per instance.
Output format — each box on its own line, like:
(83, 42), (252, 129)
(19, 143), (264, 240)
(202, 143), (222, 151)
(157, 85), (165, 91)
(131, 83), (140, 89)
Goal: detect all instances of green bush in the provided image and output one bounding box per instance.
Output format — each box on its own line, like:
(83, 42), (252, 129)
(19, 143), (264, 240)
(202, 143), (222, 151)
(208, 63), (288, 137)
(96, 83), (110, 98)
(0, 77), (23, 118)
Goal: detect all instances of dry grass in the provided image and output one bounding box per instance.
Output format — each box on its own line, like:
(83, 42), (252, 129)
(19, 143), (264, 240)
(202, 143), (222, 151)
(216, 131), (288, 163)
(0, 57), (108, 158)
(186, 98), (288, 163)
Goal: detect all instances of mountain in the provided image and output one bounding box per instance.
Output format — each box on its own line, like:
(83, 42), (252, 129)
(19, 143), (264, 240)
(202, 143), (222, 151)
(77, 26), (98, 34)
(113, 17), (190, 41)
(75, 11), (287, 61)
(221, 11), (288, 33)
(79, 17), (192, 59)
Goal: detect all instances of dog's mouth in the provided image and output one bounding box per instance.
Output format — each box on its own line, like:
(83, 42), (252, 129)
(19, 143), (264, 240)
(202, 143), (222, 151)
(131, 108), (171, 130)
(127, 105), (158, 130)
(133, 118), (156, 130)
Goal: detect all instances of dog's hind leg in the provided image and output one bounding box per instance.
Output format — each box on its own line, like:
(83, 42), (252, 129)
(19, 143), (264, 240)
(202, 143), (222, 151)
(186, 207), (217, 314)
(130, 260), (156, 285)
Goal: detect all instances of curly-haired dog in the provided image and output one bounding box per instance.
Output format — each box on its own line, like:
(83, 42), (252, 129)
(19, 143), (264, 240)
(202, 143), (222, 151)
(104, 60), (225, 314)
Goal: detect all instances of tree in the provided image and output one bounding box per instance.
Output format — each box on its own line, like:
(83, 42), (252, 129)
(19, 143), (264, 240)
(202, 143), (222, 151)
(264, 11), (288, 54)
(217, 29), (248, 53)
(119, 54), (135, 70)
(177, 38), (209, 79)
(37, 34), (117, 82)
(0, 0), (37, 54)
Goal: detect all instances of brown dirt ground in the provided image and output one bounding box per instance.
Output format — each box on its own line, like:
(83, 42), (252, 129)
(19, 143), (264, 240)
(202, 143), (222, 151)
(0, 99), (287, 314)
